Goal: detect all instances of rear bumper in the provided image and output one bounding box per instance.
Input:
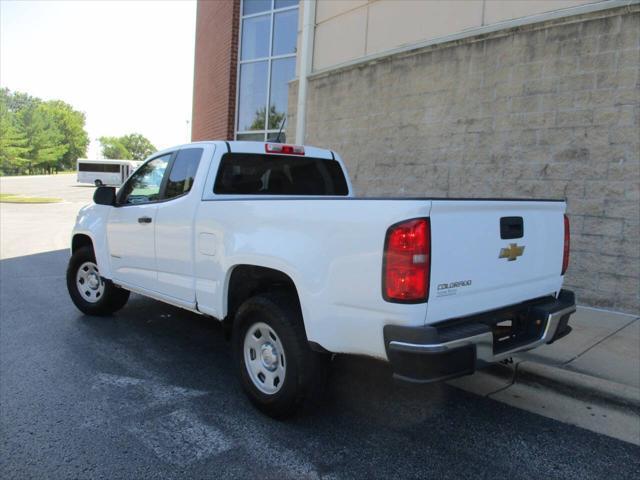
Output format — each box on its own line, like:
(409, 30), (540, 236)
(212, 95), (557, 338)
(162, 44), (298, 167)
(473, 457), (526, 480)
(384, 289), (576, 383)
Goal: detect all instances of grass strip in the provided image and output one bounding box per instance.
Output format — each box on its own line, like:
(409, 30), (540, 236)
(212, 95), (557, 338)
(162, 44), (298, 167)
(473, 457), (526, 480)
(0, 193), (62, 204)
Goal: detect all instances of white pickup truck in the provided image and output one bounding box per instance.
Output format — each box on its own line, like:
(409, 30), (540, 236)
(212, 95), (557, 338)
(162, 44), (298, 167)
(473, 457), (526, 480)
(67, 141), (576, 417)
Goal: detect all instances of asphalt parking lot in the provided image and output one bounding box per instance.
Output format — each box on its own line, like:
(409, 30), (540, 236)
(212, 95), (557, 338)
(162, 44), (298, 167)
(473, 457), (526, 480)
(1, 174), (639, 479)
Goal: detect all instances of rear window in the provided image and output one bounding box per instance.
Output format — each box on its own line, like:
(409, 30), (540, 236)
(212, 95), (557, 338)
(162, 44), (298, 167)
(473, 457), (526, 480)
(213, 153), (349, 196)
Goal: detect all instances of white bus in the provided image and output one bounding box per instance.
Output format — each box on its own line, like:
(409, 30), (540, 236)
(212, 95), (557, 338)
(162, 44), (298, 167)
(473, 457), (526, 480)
(77, 159), (143, 187)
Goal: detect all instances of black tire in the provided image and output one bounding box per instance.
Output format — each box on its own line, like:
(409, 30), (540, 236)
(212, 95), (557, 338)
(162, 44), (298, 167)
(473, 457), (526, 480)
(232, 292), (327, 418)
(94, 179), (103, 187)
(66, 246), (130, 316)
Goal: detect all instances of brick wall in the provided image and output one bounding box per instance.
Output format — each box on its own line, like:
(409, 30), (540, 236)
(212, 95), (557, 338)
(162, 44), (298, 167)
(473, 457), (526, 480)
(290, 6), (640, 313)
(192, 0), (240, 141)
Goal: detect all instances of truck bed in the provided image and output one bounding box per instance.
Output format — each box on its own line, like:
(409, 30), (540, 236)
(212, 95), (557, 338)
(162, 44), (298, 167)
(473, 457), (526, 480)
(194, 196), (566, 359)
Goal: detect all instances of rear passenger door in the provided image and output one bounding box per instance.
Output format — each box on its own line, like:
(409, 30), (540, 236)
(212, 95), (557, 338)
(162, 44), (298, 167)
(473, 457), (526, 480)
(154, 147), (205, 304)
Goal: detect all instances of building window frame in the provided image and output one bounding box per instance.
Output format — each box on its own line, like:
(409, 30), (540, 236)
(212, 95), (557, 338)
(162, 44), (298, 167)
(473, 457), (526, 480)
(235, 0), (299, 142)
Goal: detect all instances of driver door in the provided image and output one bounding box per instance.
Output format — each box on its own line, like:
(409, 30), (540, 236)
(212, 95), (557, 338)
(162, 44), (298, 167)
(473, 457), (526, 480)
(107, 153), (172, 291)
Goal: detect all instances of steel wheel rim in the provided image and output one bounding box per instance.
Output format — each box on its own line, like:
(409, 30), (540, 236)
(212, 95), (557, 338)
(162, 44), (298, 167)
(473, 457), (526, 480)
(76, 261), (104, 303)
(243, 321), (286, 395)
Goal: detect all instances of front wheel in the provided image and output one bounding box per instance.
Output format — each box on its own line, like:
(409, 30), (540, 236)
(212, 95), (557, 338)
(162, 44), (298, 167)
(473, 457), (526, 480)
(94, 179), (103, 187)
(66, 246), (130, 316)
(233, 292), (327, 418)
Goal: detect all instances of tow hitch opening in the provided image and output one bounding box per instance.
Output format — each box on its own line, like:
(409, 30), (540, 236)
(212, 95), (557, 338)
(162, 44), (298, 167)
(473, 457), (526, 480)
(491, 312), (546, 355)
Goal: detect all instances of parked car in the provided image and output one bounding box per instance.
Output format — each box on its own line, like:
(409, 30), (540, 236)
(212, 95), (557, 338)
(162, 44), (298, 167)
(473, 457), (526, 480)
(67, 141), (576, 417)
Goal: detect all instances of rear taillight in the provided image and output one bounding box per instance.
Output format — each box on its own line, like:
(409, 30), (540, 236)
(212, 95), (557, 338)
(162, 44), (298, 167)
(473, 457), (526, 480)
(383, 218), (431, 303)
(562, 214), (570, 275)
(265, 143), (305, 155)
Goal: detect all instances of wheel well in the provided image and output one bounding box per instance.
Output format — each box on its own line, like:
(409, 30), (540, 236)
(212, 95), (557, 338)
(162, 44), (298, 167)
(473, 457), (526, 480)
(226, 265), (300, 322)
(72, 234), (93, 254)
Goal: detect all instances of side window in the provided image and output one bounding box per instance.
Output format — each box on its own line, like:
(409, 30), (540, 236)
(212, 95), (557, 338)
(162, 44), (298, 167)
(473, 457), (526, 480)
(164, 148), (203, 200)
(118, 154), (170, 205)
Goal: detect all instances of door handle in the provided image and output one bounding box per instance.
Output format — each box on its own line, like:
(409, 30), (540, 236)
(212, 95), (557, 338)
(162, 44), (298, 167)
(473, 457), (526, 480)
(500, 216), (523, 239)
(138, 216), (152, 224)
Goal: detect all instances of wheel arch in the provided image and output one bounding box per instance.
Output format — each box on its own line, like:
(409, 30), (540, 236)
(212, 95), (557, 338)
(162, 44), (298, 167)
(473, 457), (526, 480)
(71, 233), (94, 254)
(70, 225), (113, 280)
(225, 264), (303, 325)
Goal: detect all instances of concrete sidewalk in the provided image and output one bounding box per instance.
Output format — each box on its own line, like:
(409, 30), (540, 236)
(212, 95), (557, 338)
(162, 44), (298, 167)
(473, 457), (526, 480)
(449, 306), (640, 445)
(517, 307), (639, 390)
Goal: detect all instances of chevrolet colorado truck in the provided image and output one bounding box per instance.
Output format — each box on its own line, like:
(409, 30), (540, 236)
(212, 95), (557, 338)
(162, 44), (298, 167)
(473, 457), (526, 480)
(67, 141), (576, 417)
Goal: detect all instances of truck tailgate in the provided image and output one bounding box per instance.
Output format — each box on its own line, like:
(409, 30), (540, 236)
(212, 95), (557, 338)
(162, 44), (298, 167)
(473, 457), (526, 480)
(426, 200), (566, 325)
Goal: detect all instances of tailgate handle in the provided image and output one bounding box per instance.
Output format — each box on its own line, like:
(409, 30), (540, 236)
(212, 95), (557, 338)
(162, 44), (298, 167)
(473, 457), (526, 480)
(500, 217), (523, 239)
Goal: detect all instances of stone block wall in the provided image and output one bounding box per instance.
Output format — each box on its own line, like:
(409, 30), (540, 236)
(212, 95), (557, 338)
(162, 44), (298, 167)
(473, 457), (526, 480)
(289, 6), (639, 313)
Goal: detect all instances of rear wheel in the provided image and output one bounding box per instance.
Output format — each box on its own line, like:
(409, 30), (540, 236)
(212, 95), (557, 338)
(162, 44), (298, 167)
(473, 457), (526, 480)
(66, 246), (129, 316)
(243, 321), (288, 395)
(94, 179), (103, 187)
(233, 292), (327, 418)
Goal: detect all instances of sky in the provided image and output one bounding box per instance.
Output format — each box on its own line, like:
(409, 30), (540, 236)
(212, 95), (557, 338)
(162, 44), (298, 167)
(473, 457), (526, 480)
(0, 0), (196, 158)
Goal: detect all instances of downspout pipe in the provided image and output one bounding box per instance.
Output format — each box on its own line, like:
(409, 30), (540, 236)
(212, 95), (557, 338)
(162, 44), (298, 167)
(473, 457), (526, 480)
(295, 0), (316, 145)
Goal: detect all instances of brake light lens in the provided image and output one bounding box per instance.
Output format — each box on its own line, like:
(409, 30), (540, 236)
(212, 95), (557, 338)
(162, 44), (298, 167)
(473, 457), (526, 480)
(265, 143), (305, 155)
(383, 218), (431, 302)
(562, 214), (570, 275)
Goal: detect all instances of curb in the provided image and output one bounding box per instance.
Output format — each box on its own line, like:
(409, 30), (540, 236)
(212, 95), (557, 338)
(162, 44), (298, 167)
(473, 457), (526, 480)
(470, 360), (640, 446)
(513, 361), (640, 412)
(451, 359), (640, 445)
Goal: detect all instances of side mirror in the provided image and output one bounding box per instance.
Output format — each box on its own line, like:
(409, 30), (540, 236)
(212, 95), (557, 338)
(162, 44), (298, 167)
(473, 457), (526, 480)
(93, 186), (116, 206)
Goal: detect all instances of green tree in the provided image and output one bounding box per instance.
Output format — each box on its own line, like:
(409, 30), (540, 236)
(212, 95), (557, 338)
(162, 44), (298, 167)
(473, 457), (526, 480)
(99, 136), (130, 159)
(99, 133), (155, 161)
(3, 89), (37, 114)
(0, 91), (29, 174)
(249, 105), (286, 131)
(0, 88), (88, 175)
(43, 100), (89, 170)
(0, 118), (29, 174)
(18, 101), (67, 174)
(120, 133), (156, 161)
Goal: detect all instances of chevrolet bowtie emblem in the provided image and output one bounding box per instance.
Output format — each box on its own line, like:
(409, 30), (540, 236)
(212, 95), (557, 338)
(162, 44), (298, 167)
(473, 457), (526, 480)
(499, 243), (525, 261)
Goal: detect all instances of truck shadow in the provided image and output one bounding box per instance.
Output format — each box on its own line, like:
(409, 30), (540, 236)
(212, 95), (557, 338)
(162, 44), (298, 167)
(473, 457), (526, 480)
(0, 248), (447, 418)
(2, 249), (633, 478)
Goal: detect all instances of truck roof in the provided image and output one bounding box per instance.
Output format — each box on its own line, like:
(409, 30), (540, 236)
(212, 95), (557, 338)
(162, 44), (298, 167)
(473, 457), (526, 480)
(151, 141), (336, 160)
